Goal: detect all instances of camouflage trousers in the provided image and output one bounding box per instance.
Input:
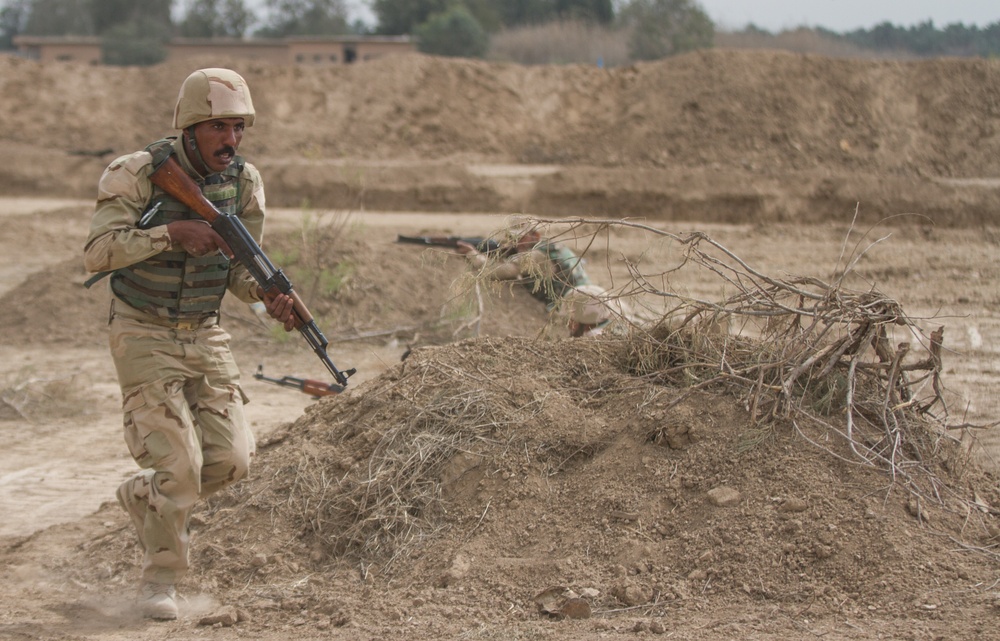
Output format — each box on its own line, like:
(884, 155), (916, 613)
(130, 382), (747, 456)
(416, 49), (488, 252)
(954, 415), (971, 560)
(109, 302), (255, 585)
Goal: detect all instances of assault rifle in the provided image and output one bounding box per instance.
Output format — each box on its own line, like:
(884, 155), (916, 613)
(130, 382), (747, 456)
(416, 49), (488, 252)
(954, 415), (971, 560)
(396, 234), (507, 255)
(254, 365), (343, 398)
(149, 154), (356, 387)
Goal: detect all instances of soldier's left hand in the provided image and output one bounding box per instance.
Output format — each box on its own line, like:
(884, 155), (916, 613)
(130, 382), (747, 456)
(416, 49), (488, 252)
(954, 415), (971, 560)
(258, 287), (297, 332)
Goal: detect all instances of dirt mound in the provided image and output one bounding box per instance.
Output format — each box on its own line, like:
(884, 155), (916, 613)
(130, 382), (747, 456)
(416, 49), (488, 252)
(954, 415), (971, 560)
(2, 52), (998, 225)
(40, 336), (1000, 638)
(3, 49), (1000, 641)
(2, 51), (998, 174)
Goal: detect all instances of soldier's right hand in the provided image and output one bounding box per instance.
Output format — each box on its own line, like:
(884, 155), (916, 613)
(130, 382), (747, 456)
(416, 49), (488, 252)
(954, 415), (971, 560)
(166, 220), (234, 258)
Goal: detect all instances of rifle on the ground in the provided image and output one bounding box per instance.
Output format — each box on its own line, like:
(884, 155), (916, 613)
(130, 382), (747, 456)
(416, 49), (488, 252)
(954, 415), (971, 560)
(396, 234), (506, 255)
(254, 365), (343, 398)
(149, 153), (356, 388)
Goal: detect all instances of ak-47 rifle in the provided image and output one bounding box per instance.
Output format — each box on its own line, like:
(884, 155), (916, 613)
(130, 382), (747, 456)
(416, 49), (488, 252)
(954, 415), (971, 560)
(149, 153), (356, 388)
(254, 365), (343, 398)
(396, 234), (507, 255)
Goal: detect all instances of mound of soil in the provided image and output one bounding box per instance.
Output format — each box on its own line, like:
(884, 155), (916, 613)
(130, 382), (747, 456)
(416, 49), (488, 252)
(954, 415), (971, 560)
(3, 49), (1000, 641)
(23, 336), (1000, 639)
(1, 51), (998, 225)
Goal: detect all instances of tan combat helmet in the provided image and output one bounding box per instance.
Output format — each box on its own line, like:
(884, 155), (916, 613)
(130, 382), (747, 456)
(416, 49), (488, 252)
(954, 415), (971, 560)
(173, 68), (255, 130)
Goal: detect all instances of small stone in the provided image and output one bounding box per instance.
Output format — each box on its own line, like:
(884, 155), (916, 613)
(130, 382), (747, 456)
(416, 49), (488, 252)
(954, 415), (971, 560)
(559, 598), (591, 620)
(778, 498), (808, 513)
(198, 606), (239, 627)
(707, 486), (741, 507)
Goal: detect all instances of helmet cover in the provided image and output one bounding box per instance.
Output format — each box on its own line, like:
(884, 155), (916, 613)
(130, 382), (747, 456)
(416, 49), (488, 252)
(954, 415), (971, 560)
(173, 68), (255, 130)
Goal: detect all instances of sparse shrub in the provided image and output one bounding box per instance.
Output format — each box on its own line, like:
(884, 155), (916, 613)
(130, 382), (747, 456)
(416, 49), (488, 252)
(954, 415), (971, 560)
(415, 6), (489, 58)
(100, 18), (168, 66)
(618, 0), (714, 60)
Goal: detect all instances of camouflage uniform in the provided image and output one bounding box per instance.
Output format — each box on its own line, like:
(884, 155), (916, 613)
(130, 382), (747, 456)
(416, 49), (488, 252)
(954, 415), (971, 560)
(467, 239), (591, 309)
(84, 78), (265, 588)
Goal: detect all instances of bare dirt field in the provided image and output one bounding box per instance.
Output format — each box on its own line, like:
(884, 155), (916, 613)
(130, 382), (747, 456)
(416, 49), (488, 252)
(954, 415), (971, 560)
(2, 51), (1000, 640)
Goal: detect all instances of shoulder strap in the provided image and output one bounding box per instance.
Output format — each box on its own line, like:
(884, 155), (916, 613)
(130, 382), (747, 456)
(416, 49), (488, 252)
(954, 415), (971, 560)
(86, 140), (176, 290)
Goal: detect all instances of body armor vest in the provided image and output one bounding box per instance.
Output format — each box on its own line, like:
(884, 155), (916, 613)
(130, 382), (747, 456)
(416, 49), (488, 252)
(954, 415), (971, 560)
(528, 242), (591, 306)
(111, 139), (244, 320)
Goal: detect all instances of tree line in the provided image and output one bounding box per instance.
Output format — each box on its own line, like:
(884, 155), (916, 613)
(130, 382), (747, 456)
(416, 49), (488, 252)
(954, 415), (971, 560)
(1, 0), (998, 65)
(823, 20), (1000, 58)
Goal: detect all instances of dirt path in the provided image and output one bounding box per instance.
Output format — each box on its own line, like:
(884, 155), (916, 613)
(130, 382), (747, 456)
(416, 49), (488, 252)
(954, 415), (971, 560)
(0, 201), (509, 539)
(2, 196), (999, 641)
(3, 198), (999, 539)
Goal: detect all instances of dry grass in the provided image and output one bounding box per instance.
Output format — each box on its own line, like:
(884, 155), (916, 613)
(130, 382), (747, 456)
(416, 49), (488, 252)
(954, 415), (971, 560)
(487, 23), (914, 66)
(714, 27), (911, 59)
(267, 214), (998, 566)
(284, 358), (539, 568)
(487, 19), (630, 67)
(467, 215), (988, 524)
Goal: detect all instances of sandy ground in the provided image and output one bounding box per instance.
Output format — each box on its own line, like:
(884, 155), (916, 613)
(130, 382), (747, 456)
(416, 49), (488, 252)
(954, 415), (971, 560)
(0, 200), (512, 539)
(2, 193), (1000, 641)
(2, 50), (1000, 640)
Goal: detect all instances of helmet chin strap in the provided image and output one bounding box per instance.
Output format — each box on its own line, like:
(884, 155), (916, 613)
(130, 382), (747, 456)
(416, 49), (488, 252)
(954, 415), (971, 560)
(184, 126), (211, 177)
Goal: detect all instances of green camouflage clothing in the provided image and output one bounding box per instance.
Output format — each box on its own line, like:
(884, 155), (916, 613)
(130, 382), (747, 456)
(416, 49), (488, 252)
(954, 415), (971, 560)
(467, 239), (591, 309)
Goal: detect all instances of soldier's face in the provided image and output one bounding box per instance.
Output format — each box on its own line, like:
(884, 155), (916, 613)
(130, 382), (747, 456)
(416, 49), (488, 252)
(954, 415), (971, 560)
(189, 117), (245, 174)
(516, 230), (541, 253)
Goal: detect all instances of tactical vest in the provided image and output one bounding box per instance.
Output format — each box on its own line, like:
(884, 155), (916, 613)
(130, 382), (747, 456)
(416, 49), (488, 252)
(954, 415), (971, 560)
(110, 139), (244, 320)
(528, 242), (591, 306)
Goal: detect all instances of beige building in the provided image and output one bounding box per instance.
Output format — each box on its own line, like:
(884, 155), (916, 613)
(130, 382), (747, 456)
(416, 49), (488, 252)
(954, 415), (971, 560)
(12, 35), (414, 65)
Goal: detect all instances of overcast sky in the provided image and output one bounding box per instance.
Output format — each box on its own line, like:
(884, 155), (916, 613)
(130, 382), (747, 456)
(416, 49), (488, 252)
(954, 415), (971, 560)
(698, 0), (998, 32)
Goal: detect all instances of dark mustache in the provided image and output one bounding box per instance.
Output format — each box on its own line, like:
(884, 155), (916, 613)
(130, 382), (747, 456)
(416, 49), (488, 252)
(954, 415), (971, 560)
(214, 145), (236, 157)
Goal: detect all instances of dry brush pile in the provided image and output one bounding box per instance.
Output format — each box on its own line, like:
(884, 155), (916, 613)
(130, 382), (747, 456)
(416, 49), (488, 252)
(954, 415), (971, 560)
(202, 215), (1000, 584)
(548, 216), (994, 532)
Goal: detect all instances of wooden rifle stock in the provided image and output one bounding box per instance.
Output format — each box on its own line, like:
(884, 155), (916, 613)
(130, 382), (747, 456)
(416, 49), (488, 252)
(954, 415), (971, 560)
(254, 365), (343, 398)
(147, 155), (222, 224)
(148, 154), (356, 387)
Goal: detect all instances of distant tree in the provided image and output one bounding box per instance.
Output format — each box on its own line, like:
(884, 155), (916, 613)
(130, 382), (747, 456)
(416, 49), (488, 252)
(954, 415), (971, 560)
(976, 22), (1000, 57)
(348, 17), (371, 35)
(742, 23), (771, 36)
(618, 0), (713, 60)
(89, 0), (172, 36)
(555, 0), (613, 24)
(255, 0), (349, 37)
(907, 20), (940, 55)
(461, 0), (502, 31)
(490, 0), (555, 27)
(372, 0), (448, 35)
(415, 5), (489, 57)
(373, 0), (502, 35)
(23, 0), (94, 35)
(838, 19), (1000, 58)
(0, 0), (29, 49)
(179, 0), (254, 38)
(101, 15), (170, 65)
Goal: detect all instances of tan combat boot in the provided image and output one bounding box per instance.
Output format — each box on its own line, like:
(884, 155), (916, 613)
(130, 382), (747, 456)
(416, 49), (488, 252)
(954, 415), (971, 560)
(139, 582), (178, 620)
